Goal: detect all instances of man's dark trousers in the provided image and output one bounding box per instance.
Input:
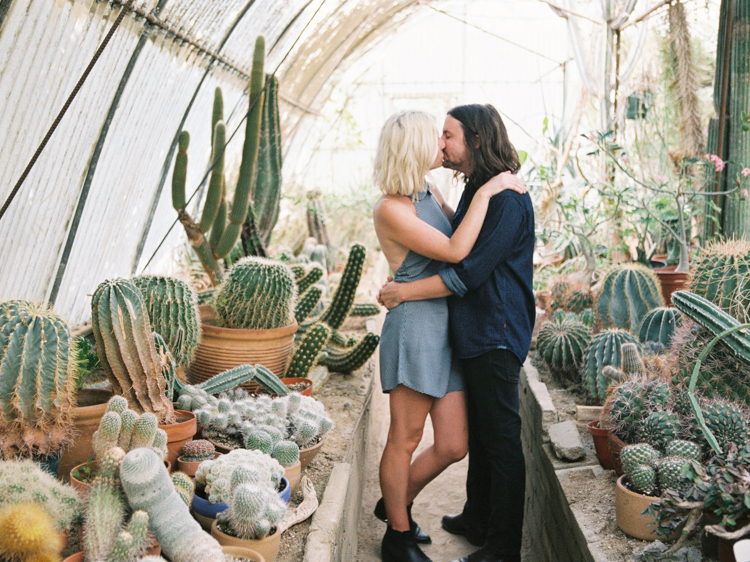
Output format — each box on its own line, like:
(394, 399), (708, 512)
(461, 348), (525, 557)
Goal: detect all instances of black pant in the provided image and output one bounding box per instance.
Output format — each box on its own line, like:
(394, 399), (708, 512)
(461, 348), (525, 557)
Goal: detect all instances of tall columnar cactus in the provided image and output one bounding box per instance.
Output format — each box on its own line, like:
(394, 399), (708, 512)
(285, 322), (331, 380)
(295, 265), (324, 296)
(319, 332), (380, 374)
(638, 307), (682, 347)
(83, 447), (128, 561)
(295, 286), (323, 325)
(0, 502), (63, 562)
(91, 279), (176, 424)
(536, 319), (592, 382)
(582, 329), (642, 402)
(594, 263), (664, 332)
(120, 448), (225, 562)
(214, 257), (297, 330)
(319, 243), (366, 330)
(689, 239), (750, 324)
(0, 300), (76, 458)
(0, 459), (81, 532)
(132, 275), (201, 367)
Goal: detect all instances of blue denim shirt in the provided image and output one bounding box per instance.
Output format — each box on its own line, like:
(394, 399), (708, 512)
(438, 185), (536, 362)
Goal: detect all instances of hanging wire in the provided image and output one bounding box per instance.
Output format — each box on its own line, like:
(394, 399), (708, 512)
(139, 0), (329, 273)
(0, 0), (136, 222)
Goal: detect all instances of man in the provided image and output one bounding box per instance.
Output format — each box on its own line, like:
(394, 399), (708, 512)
(378, 104), (535, 562)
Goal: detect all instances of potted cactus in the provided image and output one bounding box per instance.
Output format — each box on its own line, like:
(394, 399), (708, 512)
(178, 439), (218, 477)
(0, 300), (77, 471)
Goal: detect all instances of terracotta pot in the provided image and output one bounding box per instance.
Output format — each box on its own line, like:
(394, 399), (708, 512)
(280, 378), (312, 397)
(222, 545), (267, 562)
(58, 388), (112, 481)
(587, 420), (615, 471)
(299, 438), (324, 471)
(62, 544), (160, 562)
(653, 265), (691, 306)
(177, 452), (220, 477)
(207, 437), (237, 455)
(188, 305), (297, 393)
(284, 460), (301, 495)
(535, 290), (551, 311)
(160, 410), (198, 469)
(607, 431), (627, 476)
(616, 475), (683, 541)
(211, 520), (281, 562)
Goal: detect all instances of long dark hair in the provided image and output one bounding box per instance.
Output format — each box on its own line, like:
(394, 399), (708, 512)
(447, 104), (520, 187)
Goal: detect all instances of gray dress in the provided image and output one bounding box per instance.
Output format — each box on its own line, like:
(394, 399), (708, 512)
(379, 186), (464, 398)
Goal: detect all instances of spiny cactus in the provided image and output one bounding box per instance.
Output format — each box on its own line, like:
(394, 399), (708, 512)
(604, 380), (646, 441)
(214, 257), (297, 330)
(219, 481), (287, 540)
(132, 275), (201, 367)
(0, 502), (63, 562)
(272, 440), (300, 468)
(295, 286), (323, 325)
(689, 400), (750, 453)
(565, 289), (593, 313)
(621, 443), (660, 473)
(638, 410), (682, 452)
(179, 439), (215, 462)
(535, 319), (591, 382)
(194, 448), (284, 505)
(628, 464), (658, 495)
(171, 471), (194, 507)
(638, 307), (682, 347)
(318, 332), (380, 374)
(549, 278), (572, 308)
(579, 308), (595, 327)
(285, 322), (330, 379)
(120, 448), (224, 562)
(689, 238), (750, 324)
(0, 459), (81, 532)
(319, 244), (367, 330)
(665, 440), (701, 461)
(91, 279), (175, 424)
(0, 300), (76, 458)
(549, 310), (578, 324)
(582, 329), (642, 401)
(656, 456), (691, 492)
(594, 263), (664, 332)
(92, 397), (166, 461)
(295, 265), (324, 297)
(83, 447), (128, 561)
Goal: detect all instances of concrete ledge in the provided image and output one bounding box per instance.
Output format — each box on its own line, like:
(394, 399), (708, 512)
(303, 463), (352, 562)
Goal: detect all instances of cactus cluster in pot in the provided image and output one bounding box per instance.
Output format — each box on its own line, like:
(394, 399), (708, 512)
(0, 300), (77, 459)
(620, 441), (700, 497)
(91, 396), (169, 462)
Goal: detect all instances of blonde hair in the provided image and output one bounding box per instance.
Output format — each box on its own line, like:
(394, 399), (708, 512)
(373, 111), (438, 196)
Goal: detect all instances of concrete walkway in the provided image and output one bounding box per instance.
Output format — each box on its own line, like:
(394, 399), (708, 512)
(356, 374), (535, 562)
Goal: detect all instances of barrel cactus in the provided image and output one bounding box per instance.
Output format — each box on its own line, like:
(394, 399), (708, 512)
(132, 275), (201, 367)
(594, 263), (664, 332)
(0, 502), (63, 562)
(689, 238), (750, 324)
(638, 410), (682, 452)
(0, 300), (76, 458)
(628, 463), (658, 496)
(689, 400), (749, 453)
(664, 440), (701, 461)
(621, 443), (660, 473)
(536, 319), (592, 381)
(91, 279), (176, 424)
(638, 307), (682, 347)
(582, 329), (642, 402)
(565, 289), (593, 313)
(604, 380), (646, 441)
(215, 257), (297, 330)
(179, 439), (215, 462)
(656, 456), (692, 492)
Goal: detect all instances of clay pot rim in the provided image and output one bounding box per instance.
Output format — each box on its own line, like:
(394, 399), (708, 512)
(159, 409), (197, 440)
(211, 518), (280, 543)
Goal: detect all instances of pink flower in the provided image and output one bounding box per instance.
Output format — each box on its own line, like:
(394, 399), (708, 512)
(705, 153), (725, 172)
(586, 133), (595, 141)
(656, 175), (667, 183)
(742, 168), (750, 177)
(621, 155), (628, 164)
(742, 189), (749, 198)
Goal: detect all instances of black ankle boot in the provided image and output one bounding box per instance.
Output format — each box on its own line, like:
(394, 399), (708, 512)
(374, 498), (432, 544)
(381, 526), (433, 562)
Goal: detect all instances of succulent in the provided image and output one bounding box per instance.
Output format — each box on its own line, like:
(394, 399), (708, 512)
(271, 440), (300, 468)
(120, 448), (224, 562)
(171, 471), (195, 507)
(92, 397), (167, 461)
(0, 502), (63, 562)
(689, 238), (750, 324)
(605, 380), (646, 441)
(349, 302), (382, 317)
(549, 278), (572, 303)
(285, 322), (330, 379)
(318, 332), (380, 374)
(578, 308), (595, 327)
(294, 286), (323, 325)
(132, 275), (201, 367)
(565, 289), (593, 313)
(295, 265), (324, 296)
(642, 379), (671, 411)
(594, 263), (664, 332)
(664, 440), (701, 461)
(194, 448), (284, 505)
(638, 307), (682, 347)
(536, 319), (591, 381)
(319, 244), (367, 330)
(218, 482), (287, 540)
(91, 279), (176, 424)
(179, 439), (215, 462)
(0, 300), (76, 458)
(549, 310), (578, 324)
(582, 329), (642, 401)
(621, 443), (661, 473)
(689, 400), (750, 453)
(638, 410), (682, 452)
(629, 464), (658, 495)
(656, 456), (691, 492)
(214, 257), (297, 330)
(0, 458), (81, 531)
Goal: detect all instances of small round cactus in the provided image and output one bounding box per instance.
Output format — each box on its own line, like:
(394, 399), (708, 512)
(180, 439), (216, 462)
(272, 440), (300, 468)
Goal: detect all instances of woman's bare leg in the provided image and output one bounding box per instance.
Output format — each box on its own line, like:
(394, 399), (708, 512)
(379, 384), (434, 531)
(405, 390), (468, 504)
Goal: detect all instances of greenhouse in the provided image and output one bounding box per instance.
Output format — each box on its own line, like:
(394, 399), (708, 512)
(0, 0), (749, 561)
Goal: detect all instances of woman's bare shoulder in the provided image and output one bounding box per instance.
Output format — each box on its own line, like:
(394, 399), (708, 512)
(373, 194), (413, 219)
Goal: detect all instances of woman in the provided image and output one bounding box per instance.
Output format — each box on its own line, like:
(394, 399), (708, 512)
(372, 110), (526, 562)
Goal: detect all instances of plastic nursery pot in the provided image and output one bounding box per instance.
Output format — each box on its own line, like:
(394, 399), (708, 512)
(279, 378), (313, 396)
(211, 520), (281, 562)
(615, 475), (683, 542)
(159, 409), (198, 469)
(299, 439), (324, 471)
(221, 545), (267, 562)
(586, 420), (615, 471)
(177, 452), (220, 478)
(607, 431), (627, 477)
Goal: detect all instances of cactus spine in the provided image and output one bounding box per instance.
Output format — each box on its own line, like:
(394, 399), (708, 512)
(215, 257), (297, 330)
(638, 307), (682, 347)
(132, 275), (201, 367)
(594, 263), (664, 332)
(0, 300), (76, 458)
(91, 279), (175, 424)
(0, 502), (63, 562)
(319, 244), (367, 330)
(295, 286), (323, 325)
(83, 447), (128, 561)
(319, 332), (380, 374)
(582, 329), (642, 401)
(536, 319), (592, 382)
